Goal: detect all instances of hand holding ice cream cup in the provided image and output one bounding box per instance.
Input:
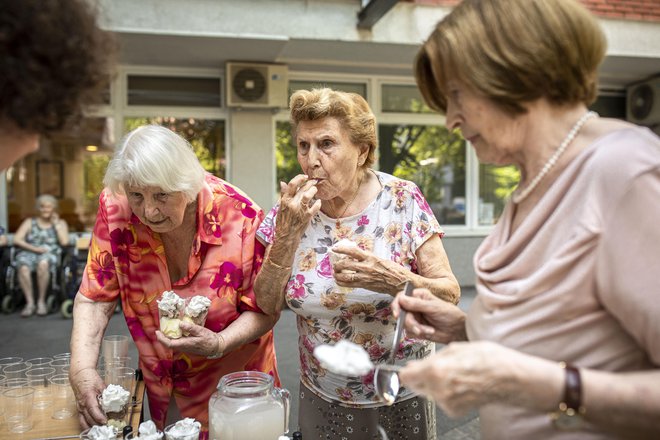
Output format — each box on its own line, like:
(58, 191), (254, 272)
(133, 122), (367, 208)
(97, 384), (131, 431)
(157, 292), (212, 339)
(157, 291), (186, 339)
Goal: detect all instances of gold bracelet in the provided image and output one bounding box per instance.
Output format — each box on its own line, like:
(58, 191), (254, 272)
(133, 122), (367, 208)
(265, 258), (291, 271)
(207, 333), (225, 359)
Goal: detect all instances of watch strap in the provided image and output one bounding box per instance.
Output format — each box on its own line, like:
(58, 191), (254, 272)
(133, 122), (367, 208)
(562, 362), (581, 411)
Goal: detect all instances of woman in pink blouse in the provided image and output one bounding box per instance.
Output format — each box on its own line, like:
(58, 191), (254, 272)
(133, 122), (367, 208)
(69, 125), (279, 435)
(254, 88), (460, 439)
(393, 0), (660, 438)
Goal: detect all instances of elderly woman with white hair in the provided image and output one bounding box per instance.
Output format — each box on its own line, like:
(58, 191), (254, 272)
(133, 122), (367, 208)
(13, 193), (69, 317)
(69, 125), (280, 434)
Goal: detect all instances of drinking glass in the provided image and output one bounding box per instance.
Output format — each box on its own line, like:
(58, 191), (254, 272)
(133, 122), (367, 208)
(1, 377), (27, 427)
(0, 373), (6, 427)
(26, 366), (56, 409)
(164, 421), (201, 440)
(97, 393), (129, 431)
(124, 421), (164, 440)
(1, 378), (28, 388)
(50, 357), (71, 376)
(3, 386), (35, 433)
(105, 366), (135, 395)
(102, 335), (130, 361)
(53, 352), (71, 360)
(79, 425), (118, 439)
(3, 362), (31, 379)
(0, 357), (23, 374)
(103, 356), (132, 370)
(25, 357), (53, 368)
(50, 374), (75, 419)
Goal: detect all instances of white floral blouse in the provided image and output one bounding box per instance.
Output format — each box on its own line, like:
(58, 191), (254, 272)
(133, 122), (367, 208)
(257, 171), (443, 407)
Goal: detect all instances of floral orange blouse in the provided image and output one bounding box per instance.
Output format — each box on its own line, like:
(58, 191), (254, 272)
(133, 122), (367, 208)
(79, 173), (279, 432)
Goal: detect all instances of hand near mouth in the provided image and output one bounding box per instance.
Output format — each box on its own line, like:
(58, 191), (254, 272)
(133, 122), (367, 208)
(276, 174), (322, 240)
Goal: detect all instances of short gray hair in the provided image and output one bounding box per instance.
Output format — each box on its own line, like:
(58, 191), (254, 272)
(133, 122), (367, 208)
(36, 194), (58, 210)
(104, 125), (205, 202)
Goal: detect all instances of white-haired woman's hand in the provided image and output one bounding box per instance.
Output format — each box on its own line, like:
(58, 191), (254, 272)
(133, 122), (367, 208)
(70, 367), (107, 429)
(155, 322), (225, 358)
(275, 174), (321, 241)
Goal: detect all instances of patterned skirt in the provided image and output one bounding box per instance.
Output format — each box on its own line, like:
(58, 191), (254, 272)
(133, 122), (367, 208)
(298, 381), (437, 440)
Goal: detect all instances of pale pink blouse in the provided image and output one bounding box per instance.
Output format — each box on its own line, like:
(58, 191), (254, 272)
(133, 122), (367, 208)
(468, 127), (660, 439)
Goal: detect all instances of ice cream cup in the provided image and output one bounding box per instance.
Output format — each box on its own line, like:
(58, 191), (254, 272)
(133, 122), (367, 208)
(125, 420), (164, 439)
(79, 425), (119, 439)
(163, 418), (201, 440)
(181, 296), (211, 336)
(157, 291), (186, 339)
(98, 385), (130, 431)
(159, 313), (183, 339)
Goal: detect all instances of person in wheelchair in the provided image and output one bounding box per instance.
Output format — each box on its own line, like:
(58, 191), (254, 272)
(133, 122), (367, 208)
(12, 194), (69, 317)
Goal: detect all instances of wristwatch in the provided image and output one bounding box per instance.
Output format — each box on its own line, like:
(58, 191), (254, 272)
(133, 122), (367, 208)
(551, 362), (586, 430)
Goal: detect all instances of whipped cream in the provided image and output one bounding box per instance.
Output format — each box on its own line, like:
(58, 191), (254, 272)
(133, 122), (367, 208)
(85, 425), (117, 440)
(332, 239), (359, 251)
(314, 340), (374, 376)
(157, 290), (185, 318)
(184, 296), (211, 318)
(167, 418), (201, 438)
(136, 420), (163, 440)
(100, 384), (130, 413)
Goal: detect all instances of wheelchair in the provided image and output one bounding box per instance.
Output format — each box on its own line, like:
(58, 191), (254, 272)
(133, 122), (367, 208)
(59, 235), (91, 318)
(2, 244), (70, 316)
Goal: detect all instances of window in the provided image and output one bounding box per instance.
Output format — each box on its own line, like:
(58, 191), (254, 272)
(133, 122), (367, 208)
(478, 164), (518, 225)
(124, 117), (226, 178)
(378, 124), (467, 225)
(127, 75), (221, 107)
(381, 84), (433, 114)
(4, 117), (115, 232)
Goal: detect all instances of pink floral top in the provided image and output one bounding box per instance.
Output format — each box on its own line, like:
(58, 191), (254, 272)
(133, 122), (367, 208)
(79, 173), (279, 432)
(257, 172), (442, 407)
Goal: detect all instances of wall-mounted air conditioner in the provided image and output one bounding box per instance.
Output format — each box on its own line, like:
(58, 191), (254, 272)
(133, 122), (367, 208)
(226, 62), (288, 108)
(626, 77), (660, 127)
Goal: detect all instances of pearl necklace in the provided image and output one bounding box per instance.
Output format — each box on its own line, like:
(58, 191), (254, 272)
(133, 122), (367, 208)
(512, 111), (598, 204)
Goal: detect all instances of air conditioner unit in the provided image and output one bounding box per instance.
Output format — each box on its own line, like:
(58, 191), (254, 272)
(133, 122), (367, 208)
(626, 77), (660, 126)
(226, 62), (288, 108)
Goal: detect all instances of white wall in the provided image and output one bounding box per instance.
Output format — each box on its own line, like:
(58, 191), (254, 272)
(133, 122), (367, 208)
(228, 110), (278, 210)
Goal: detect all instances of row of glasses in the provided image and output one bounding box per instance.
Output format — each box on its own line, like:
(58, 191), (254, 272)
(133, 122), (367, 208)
(0, 334), (130, 435)
(0, 353), (74, 433)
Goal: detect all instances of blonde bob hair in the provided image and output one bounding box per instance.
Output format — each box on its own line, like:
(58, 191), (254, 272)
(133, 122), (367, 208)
(415, 0), (606, 115)
(104, 125), (205, 202)
(289, 88), (378, 168)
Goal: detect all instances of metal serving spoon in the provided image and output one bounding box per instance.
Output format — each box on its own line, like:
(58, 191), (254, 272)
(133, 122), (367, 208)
(374, 281), (413, 405)
(374, 364), (402, 405)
